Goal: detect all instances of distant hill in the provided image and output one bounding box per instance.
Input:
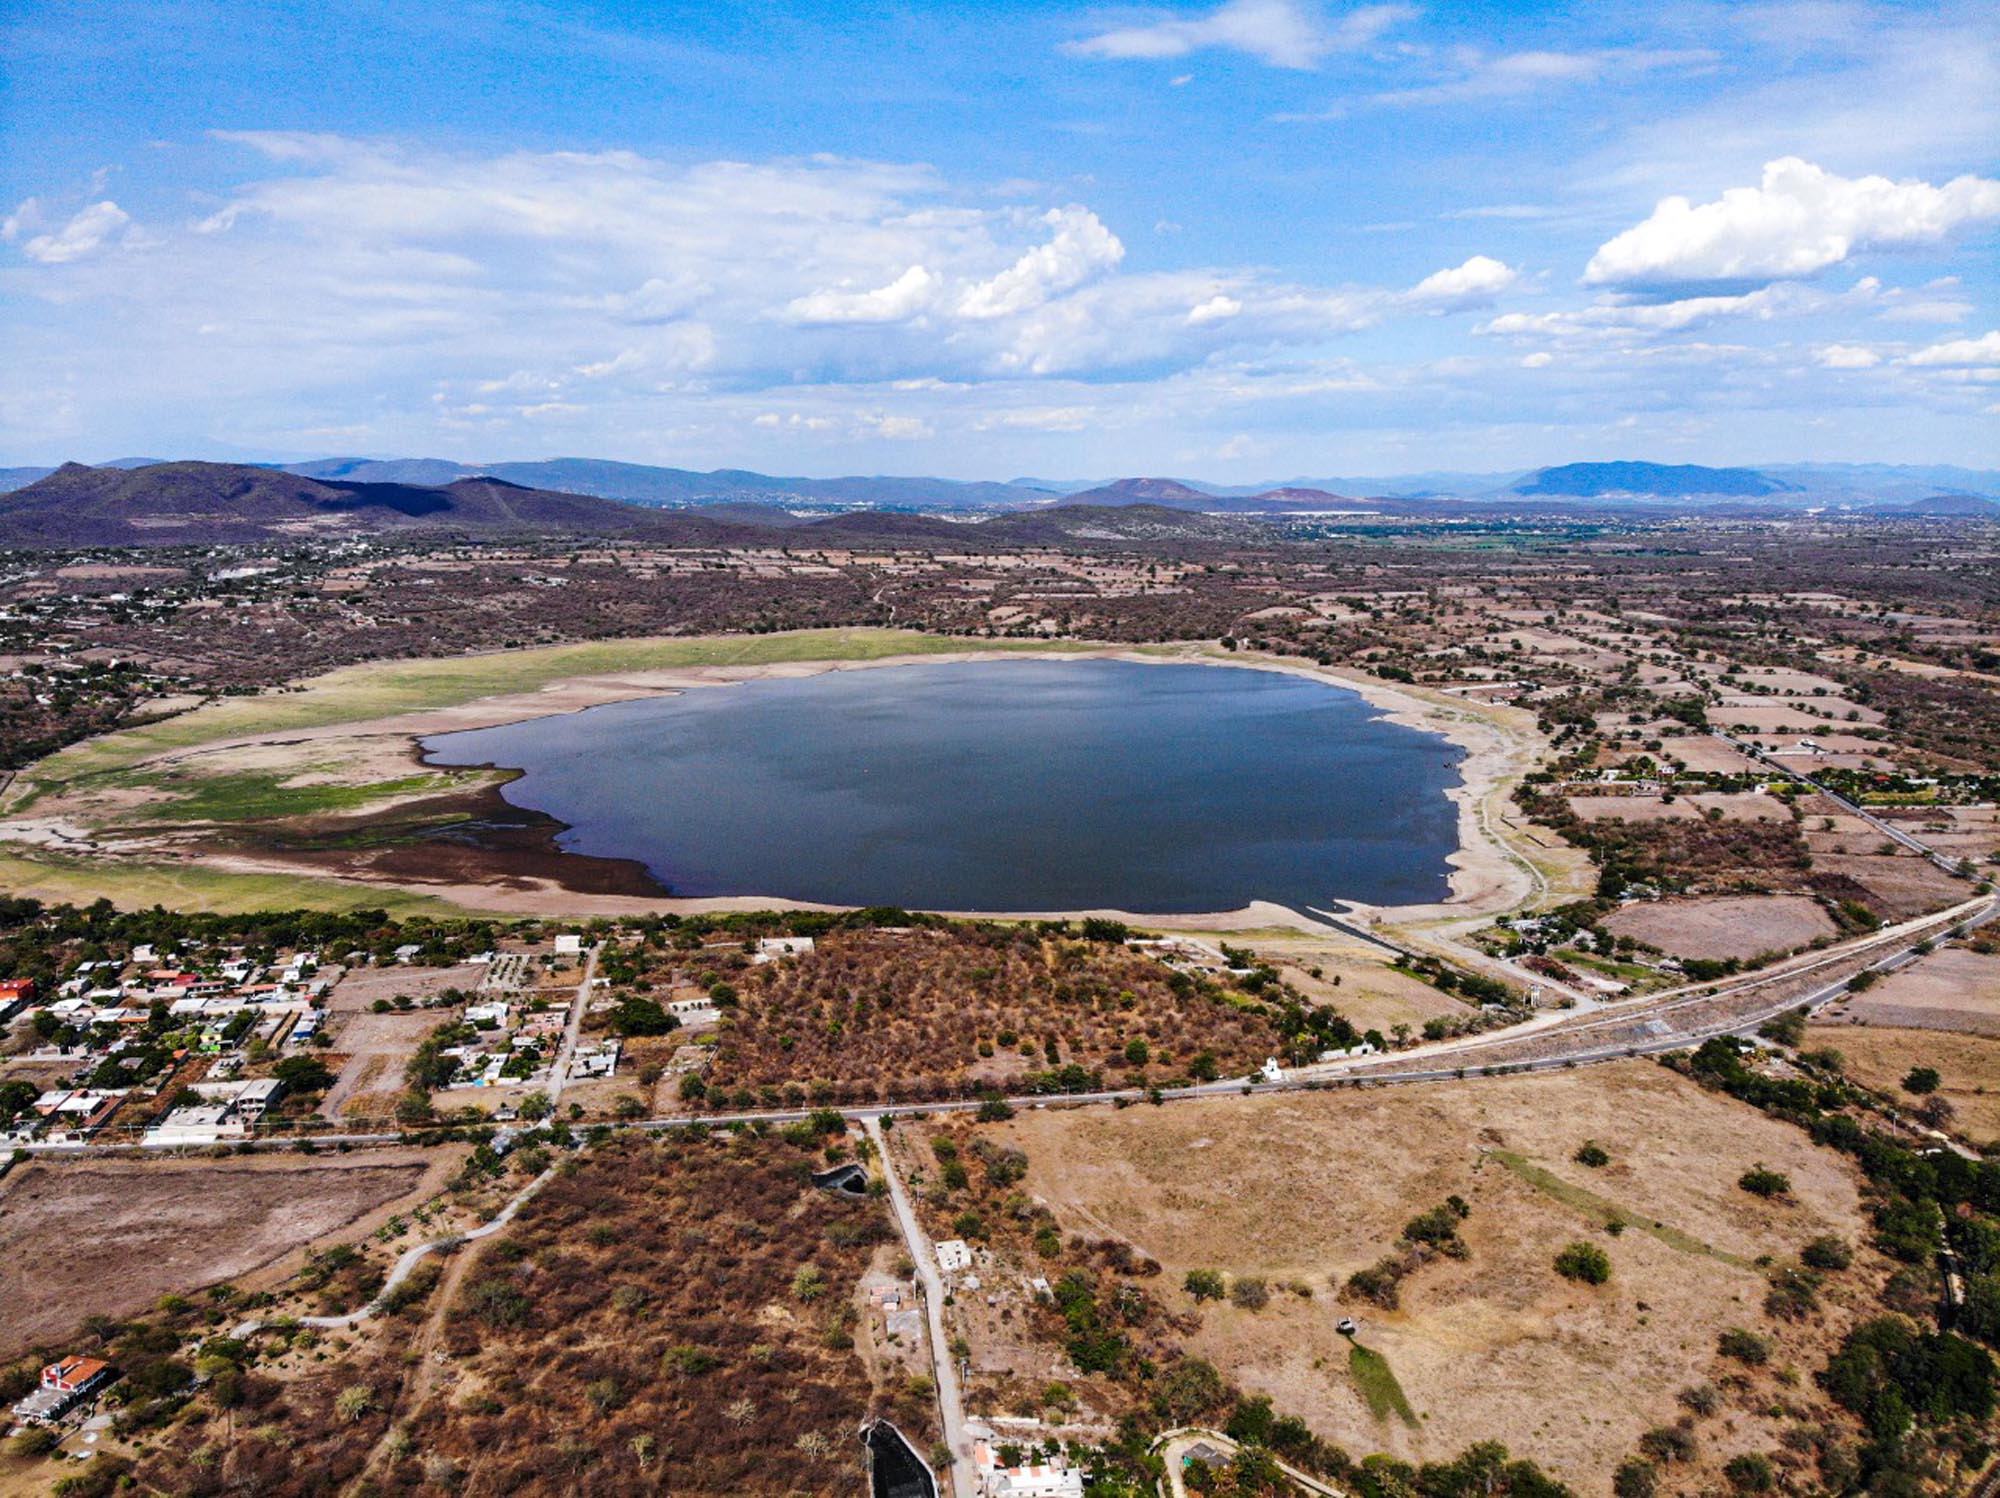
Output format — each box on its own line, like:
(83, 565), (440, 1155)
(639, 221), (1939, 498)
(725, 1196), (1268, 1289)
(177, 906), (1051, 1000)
(0, 461), (729, 548)
(276, 456), (1051, 511)
(1899, 492), (2000, 516)
(1512, 462), (1795, 499)
(1057, 478), (1214, 509)
(1055, 478), (1369, 515)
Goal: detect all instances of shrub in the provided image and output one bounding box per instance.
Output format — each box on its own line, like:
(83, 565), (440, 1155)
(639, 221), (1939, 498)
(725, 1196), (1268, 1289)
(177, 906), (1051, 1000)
(1901, 1066), (1941, 1095)
(1574, 1141), (1611, 1168)
(1801, 1235), (1853, 1271)
(1638, 1425), (1697, 1464)
(1718, 1328), (1770, 1365)
(1554, 1242), (1611, 1285)
(1184, 1269), (1226, 1303)
(1612, 1458), (1657, 1498)
(1723, 1453), (1775, 1492)
(1229, 1275), (1270, 1311)
(1738, 1165), (1791, 1199)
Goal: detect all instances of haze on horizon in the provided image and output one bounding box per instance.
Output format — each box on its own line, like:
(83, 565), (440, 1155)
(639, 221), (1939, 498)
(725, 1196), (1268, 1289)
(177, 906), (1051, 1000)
(3, 0), (1997, 479)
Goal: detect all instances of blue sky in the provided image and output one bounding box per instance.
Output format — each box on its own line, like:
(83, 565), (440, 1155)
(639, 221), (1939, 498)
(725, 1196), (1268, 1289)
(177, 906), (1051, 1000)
(2, 0), (1996, 477)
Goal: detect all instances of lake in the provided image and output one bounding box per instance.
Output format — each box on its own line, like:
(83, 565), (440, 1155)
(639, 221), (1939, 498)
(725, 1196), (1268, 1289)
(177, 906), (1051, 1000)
(420, 659), (1464, 914)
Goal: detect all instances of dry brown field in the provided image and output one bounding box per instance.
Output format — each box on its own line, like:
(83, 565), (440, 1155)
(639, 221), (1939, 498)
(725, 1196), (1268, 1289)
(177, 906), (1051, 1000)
(1804, 1021), (2000, 1145)
(1826, 944), (2000, 1028)
(1807, 852), (1966, 921)
(989, 1063), (1876, 1490)
(1603, 894), (1836, 961)
(0, 1151), (450, 1357)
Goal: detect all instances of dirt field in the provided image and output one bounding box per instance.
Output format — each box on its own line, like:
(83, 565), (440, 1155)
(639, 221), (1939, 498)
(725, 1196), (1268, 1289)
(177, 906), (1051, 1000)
(0, 1151), (447, 1357)
(1253, 934), (1470, 1035)
(1806, 851), (1967, 921)
(1816, 944), (2000, 1035)
(1603, 894), (1837, 961)
(1804, 1022), (2000, 1145)
(994, 1063), (1872, 1489)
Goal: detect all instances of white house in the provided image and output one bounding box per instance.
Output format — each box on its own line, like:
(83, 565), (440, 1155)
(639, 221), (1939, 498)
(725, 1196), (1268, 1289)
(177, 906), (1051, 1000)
(936, 1239), (973, 1274)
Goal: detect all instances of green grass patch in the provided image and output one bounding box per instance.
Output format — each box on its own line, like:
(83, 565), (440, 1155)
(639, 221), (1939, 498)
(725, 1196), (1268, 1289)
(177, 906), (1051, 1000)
(7, 629), (1092, 803)
(1554, 950), (1667, 985)
(123, 769), (471, 825)
(1489, 1149), (1753, 1269)
(0, 846), (462, 918)
(1348, 1342), (1418, 1428)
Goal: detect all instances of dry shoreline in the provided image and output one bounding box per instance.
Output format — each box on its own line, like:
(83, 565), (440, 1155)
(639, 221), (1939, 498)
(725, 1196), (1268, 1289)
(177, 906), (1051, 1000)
(9, 643), (1553, 933)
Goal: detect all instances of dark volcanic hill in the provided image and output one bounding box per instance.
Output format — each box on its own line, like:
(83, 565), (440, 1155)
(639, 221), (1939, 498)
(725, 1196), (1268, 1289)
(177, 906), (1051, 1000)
(1512, 461), (1795, 499)
(0, 461), (724, 548)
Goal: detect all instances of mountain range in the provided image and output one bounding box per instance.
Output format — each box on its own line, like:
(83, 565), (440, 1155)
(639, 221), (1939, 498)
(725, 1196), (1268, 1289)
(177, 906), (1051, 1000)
(1, 457), (1995, 548)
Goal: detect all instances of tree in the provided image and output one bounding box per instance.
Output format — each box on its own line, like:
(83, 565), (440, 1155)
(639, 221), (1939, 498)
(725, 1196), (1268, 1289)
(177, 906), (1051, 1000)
(608, 996), (678, 1037)
(334, 1384), (375, 1422)
(1574, 1141), (1611, 1168)
(1901, 1066), (1941, 1095)
(1554, 1242), (1611, 1285)
(1151, 1358), (1227, 1423)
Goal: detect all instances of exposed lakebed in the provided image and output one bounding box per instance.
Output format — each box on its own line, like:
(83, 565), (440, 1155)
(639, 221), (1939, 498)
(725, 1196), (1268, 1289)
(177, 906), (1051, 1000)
(420, 659), (1464, 914)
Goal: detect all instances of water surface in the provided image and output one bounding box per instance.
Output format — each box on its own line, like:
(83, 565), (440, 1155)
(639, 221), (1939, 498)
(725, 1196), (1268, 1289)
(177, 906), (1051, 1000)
(421, 659), (1463, 914)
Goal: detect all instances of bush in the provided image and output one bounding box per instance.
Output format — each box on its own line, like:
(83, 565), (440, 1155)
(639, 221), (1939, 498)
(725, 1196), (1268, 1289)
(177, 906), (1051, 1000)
(1554, 1242), (1611, 1285)
(1574, 1140), (1611, 1168)
(1638, 1425), (1697, 1464)
(1901, 1066), (1941, 1095)
(1738, 1165), (1791, 1199)
(1718, 1328), (1770, 1365)
(1612, 1458), (1657, 1498)
(1229, 1275), (1271, 1311)
(1184, 1268), (1226, 1303)
(1723, 1453), (1775, 1492)
(1801, 1235), (1853, 1271)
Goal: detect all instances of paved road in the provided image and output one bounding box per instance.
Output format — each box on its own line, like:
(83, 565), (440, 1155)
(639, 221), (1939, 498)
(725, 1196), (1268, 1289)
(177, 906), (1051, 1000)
(867, 1116), (973, 1498)
(24, 889), (1995, 1163)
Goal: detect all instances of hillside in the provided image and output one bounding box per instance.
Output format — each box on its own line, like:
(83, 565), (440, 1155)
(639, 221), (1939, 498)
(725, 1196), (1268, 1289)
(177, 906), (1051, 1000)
(0, 462), (729, 548)
(1512, 461), (1796, 499)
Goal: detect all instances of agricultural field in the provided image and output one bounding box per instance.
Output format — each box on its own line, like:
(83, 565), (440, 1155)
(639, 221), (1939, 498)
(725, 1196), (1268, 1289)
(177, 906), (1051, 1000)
(935, 1063), (1886, 1493)
(1602, 895), (1838, 962)
(0, 1150), (452, 1359)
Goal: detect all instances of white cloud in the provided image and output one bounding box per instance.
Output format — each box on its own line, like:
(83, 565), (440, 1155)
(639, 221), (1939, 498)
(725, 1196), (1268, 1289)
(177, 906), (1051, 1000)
(1521, 351), (1554, 368)
(787, 264), (941, 325)
(1372, 47), (1711, 108)
(1585, 157), (2000, 288)
(1406, 255), (1518, 306)
(1903, 330), (2000, 367)
(1478, 286), (1798, 340)
(19, 200), (130, 263)
(977, 406), (1095, 432)
(1816, 343), (1882, 369)
(956, 207), (1124, 318)
(1064, 0), (1409, 70)
(1187, 293), (1242, 323)
(860, 412), (934, 440)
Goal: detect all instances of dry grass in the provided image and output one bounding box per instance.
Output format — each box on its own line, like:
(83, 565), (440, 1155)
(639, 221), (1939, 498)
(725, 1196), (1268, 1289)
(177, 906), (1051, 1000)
(1805, 1021), (2000, 1144)
(1603, 895), (1837, 962)
(991, 1063), (1878, 1490)
(0, 1153), (441, 1358)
